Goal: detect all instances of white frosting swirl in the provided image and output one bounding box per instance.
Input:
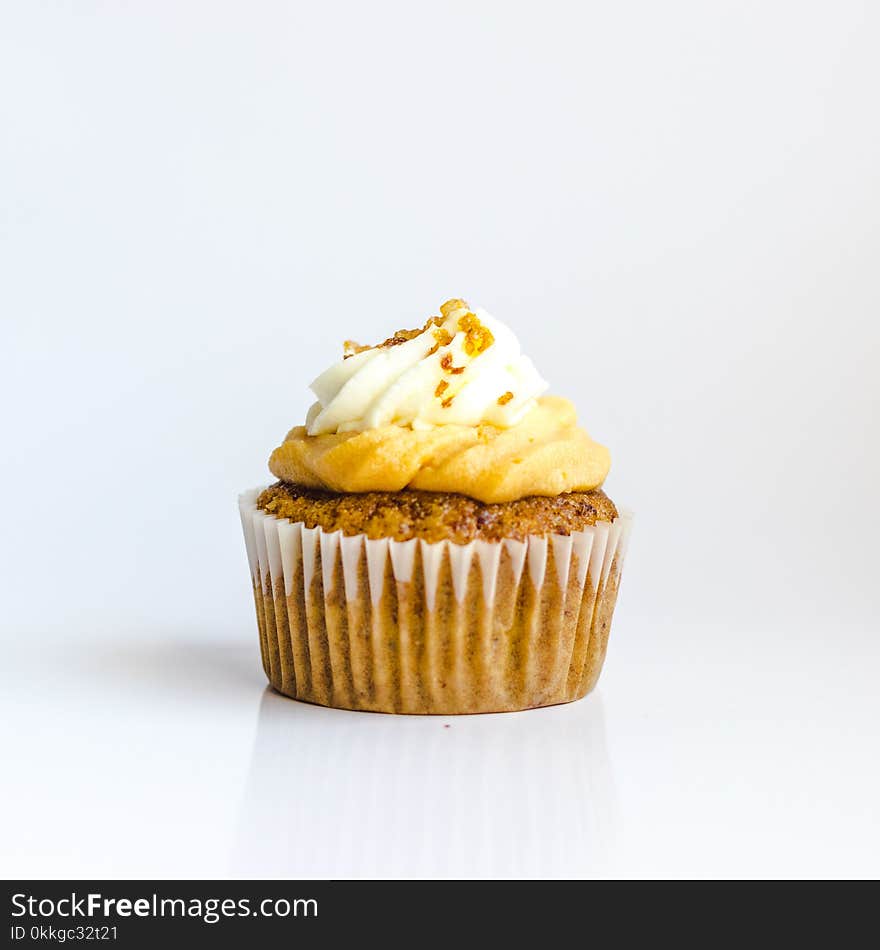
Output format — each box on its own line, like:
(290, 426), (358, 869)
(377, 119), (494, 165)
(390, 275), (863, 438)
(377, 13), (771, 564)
(306, 302), (548, 435)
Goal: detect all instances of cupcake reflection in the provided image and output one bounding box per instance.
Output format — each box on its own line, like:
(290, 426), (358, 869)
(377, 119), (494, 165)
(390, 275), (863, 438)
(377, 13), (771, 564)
(232, 688), (617, 878)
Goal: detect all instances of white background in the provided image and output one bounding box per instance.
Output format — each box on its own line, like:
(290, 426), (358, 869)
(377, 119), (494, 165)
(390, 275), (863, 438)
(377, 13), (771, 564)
(2, 1), (878, 878)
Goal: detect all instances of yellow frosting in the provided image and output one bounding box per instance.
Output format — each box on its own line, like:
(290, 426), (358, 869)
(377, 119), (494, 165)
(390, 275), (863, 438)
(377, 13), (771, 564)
(268, 395), (610, 504)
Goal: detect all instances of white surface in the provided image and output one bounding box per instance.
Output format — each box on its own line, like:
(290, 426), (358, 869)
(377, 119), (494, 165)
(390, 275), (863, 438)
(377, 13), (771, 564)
(1, 1), (879, 879)
(2, 620), (878, 879)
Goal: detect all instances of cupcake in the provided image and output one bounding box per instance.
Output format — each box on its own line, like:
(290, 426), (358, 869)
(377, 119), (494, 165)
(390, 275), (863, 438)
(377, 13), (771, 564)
(239, 298), (631, 714)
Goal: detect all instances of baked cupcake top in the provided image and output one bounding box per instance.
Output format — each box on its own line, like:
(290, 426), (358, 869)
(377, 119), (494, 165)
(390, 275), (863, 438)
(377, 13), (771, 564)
(268, 299), (611, 504)
(258, 483), (618, 544)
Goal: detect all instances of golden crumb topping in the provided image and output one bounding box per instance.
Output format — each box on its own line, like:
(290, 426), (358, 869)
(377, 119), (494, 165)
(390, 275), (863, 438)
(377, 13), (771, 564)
(340, 302), (493, 363)
(343, 339), (370, 358)
(426, 326), (453, 356)
(458, 312), (495, 357)
(439, 353), (465, 374)
(440, 298), (469, 317)
(497, 391), (514, 406)
(379, 327), (424, 347)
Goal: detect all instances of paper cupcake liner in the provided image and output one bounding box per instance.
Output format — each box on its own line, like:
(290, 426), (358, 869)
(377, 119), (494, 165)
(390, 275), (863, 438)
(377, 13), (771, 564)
(239, 488), (632, 715)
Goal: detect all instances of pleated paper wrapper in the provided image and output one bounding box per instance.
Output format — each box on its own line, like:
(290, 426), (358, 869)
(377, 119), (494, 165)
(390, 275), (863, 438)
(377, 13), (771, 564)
(239, 489), (632, 715)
